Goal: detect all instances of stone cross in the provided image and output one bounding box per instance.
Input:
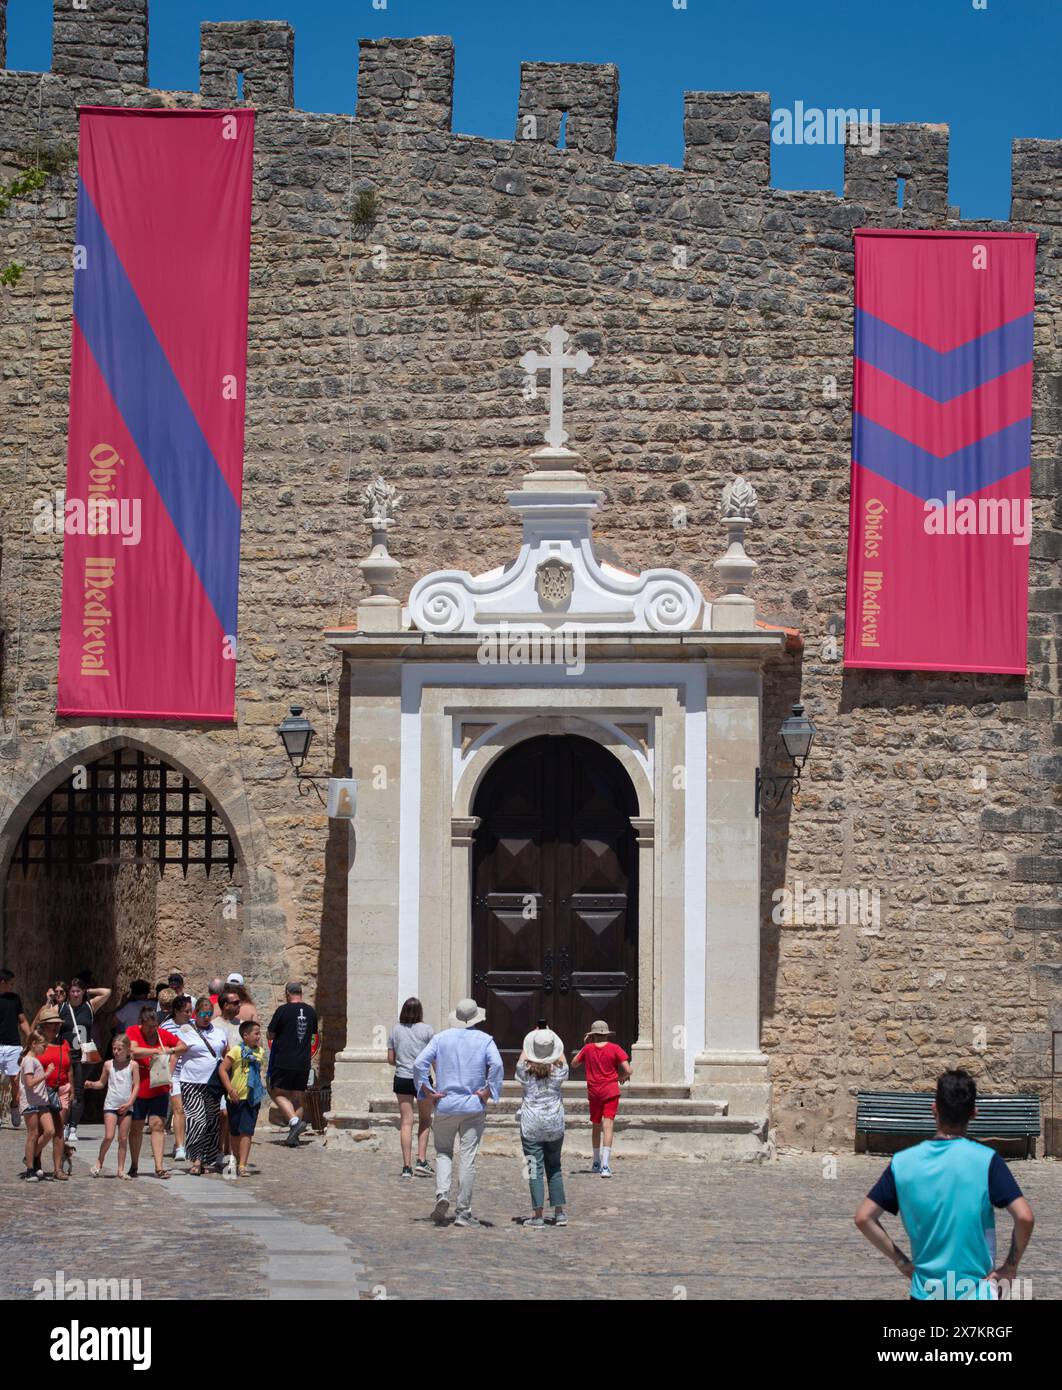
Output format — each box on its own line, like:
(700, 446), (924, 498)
(519, 325), (594, 450)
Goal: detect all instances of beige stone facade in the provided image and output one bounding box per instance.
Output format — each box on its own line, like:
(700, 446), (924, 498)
(0, 11), (1059, 1147)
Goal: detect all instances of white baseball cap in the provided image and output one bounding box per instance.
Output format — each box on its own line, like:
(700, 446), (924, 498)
(225, 973), (245, 986)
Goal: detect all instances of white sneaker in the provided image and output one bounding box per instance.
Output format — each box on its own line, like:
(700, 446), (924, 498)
(600, 1165), (613, 1178)
(225, 1154), (237, 1177)
(173, 1146), (187, 1161)
(67, 1127), (79, 1145)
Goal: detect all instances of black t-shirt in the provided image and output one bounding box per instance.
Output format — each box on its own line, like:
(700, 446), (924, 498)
(0, 991), (24, 1047)
(58, 1000), (93, 1052)
(267, 1002), (317, 1070)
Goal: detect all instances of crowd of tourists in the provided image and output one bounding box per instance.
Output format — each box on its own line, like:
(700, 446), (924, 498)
(389, 995), (630, 1229)
(2, 965), (1039, 1298)
(0, 967), (318, 1183)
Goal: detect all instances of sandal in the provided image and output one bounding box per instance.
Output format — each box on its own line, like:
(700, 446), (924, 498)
(90, 1163), (102, 1177)
(189, 1161), (203, 1176)
(237, 1166), (250, 1177)
(52, 1171), (70, 1181)
(117, 1171), (132, 1180)
(152, 1168), (171, 1179)
(127, 1166), (138, 1178)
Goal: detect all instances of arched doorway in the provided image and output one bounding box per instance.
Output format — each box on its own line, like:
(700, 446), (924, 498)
(4, 747), (243, 1045)
(471, 734), (638, 1073)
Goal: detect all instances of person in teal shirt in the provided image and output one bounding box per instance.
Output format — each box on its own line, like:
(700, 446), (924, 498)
(855, 1069), (1034, 1299)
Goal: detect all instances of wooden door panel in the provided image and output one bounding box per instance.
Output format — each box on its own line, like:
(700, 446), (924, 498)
(484, 988), (541, 1071)
(569, 903), (629, 974)
(487, 835), (543, 894)
(568, 829), (627, 892)
(483, 900), (545, 974)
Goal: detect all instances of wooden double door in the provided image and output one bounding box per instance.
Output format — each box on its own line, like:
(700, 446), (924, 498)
(471, 734), (638, 1075)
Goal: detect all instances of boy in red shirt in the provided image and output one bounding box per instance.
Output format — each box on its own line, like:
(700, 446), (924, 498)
(572, 1020), (630, 1178)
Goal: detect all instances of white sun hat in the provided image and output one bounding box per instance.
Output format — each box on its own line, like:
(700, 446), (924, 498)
(522, 1028), (564, 1064)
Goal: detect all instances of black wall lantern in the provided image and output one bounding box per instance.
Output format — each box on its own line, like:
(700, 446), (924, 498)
(755, 702), (817, 817)
(277, 705), (327, 804)
(277, 705), (358, 817)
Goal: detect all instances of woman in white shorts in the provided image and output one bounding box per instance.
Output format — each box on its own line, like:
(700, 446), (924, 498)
(165, 995), (193, 1159)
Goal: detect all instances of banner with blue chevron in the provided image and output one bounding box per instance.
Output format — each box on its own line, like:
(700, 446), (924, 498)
(57, 108), (253, 719)
(845, 229), (1035, 675)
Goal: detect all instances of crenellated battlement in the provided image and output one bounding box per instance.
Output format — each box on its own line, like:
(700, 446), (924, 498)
(516, 60), (619, 158)
(356, 35), (454, 136)
(200, 20), (293, 110)
(685, 92), (771, 189)
(843, 122), (950, 216)
(52, 0), (148, 87)
(0, 8), (1058, 221)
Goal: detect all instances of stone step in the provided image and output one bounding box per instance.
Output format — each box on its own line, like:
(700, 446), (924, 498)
(335, 1111), (760, 1136)
(368, 1095), (728, 1117)
(498, 1081), (693, 1101)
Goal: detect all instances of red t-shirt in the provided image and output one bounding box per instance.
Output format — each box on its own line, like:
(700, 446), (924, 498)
(40, 1041), (71, 1088)
(127, 1025), (177, 1099)
(578, 1041), (628, 1100)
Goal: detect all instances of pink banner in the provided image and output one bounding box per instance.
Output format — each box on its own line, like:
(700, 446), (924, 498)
(57, 108), (253, 719)
(845, 230), (1035, 674)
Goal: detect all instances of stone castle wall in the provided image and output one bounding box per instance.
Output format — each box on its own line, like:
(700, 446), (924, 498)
(0, 4), (1059, 1145)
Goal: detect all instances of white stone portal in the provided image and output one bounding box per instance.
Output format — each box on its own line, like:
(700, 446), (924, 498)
(333, 343), (788, 1138)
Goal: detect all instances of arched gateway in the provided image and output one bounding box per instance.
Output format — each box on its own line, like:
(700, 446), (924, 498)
(3, 747), (242, 1028)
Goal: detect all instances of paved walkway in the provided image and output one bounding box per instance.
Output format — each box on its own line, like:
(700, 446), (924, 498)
(3, 1122), (1061, 1300)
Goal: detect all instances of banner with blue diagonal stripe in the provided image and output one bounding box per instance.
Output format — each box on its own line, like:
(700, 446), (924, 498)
(58, 107), (253, 719)
(845, 229), (1036, 675)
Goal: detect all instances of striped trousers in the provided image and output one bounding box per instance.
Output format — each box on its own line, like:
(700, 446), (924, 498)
(181, 1082), (221, 1166)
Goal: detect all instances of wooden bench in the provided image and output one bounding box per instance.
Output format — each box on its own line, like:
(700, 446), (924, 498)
(856, 1090), (1040, 1158)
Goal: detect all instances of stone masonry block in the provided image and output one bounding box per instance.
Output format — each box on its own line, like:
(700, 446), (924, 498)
(52, 0), (148, 86)
(357, 36), (453, 135)
(844, 122), (949, 216)
(1011, 139), (1062, 223)
(200, 21), (294, 110)
(684, 92), (770, 189)
(516, 61), (618, 158)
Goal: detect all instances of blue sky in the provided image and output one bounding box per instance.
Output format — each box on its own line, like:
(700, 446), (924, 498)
(7, 0), (1060, 219)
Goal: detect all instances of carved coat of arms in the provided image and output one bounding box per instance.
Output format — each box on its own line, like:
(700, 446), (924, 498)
(535, 557), (573, 610)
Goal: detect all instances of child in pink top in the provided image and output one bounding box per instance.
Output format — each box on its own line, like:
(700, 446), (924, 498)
(571, 1020), (630, 1178)
(18, 1031), (56, 1182)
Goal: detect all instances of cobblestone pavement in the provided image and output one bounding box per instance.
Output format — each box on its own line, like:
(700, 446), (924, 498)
(3, 1123), (1061, 1301)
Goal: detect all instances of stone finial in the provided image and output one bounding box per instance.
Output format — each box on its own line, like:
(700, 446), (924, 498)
(362, 475), (401, 530)
(722, 475), (757, 521)
(356, 476), (403, 631)
(710, 475), (758, 632)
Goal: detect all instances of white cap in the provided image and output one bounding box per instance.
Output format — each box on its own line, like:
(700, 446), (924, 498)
(225, 972), (245, 986)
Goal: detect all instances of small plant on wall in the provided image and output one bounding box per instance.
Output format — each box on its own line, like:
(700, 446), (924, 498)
(351, 188), (380, 236)
(1, 146), (77, 290)
(464, 288), (487, 335)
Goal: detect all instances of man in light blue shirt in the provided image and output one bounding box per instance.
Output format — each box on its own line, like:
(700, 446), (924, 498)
(414, 998), (504, 1228)
(855, 1069), (1034, 1299)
